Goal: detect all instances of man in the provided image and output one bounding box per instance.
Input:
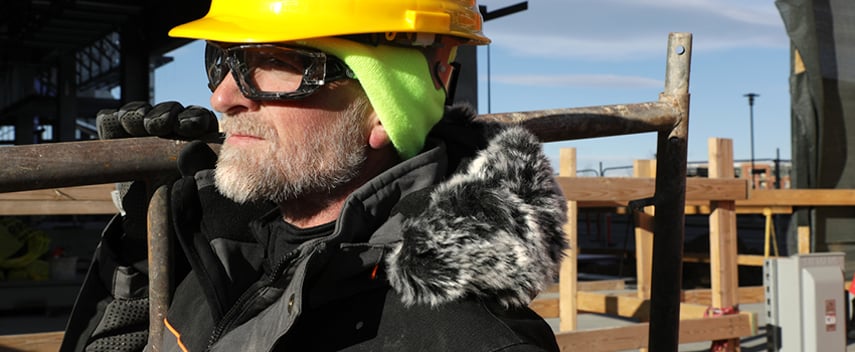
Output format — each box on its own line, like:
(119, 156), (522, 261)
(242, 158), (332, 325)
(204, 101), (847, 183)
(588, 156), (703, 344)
(61, 0), (569, 351)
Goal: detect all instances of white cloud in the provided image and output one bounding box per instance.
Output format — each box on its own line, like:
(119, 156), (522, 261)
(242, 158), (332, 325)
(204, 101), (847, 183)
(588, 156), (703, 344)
(613, 0), (784, 27)
(492, 33), (672, 61)
(491, 73), (662, 88)
(480, 0), (789, 61)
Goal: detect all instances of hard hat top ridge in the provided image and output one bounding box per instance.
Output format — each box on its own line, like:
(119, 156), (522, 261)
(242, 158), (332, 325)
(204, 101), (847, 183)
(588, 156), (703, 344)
(169, 0), (490, 45)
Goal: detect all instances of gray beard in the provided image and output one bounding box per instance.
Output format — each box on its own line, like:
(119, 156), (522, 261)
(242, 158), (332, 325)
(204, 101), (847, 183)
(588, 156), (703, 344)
(214, 112), (368, 205)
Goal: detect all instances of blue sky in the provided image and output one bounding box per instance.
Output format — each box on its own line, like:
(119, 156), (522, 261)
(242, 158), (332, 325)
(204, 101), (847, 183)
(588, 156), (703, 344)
(154, 0), (791, 175)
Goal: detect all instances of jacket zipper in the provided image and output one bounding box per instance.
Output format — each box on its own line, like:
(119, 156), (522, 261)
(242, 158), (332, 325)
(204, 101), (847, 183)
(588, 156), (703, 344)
(205, 250), (300, 351)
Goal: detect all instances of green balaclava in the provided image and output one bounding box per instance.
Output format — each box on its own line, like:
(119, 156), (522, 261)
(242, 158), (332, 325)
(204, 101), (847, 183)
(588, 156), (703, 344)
(300, 37), (447, 160)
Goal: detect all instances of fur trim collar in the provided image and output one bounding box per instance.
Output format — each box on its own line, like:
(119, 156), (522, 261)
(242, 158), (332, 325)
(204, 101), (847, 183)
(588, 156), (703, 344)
(385, 110), (568, 308)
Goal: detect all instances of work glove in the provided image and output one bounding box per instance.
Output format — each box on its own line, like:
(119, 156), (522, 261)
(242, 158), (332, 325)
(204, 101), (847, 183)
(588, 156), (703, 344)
(95, 101), (220, 263)
(96, 101), (219, 141)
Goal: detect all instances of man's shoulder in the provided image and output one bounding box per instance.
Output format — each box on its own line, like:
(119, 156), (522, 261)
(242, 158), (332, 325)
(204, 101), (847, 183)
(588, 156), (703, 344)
(371, 293), (559, 352)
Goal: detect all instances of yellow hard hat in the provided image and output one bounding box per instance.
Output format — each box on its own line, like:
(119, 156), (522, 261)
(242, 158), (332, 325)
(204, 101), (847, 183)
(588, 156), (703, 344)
(168, 0), (490, 45)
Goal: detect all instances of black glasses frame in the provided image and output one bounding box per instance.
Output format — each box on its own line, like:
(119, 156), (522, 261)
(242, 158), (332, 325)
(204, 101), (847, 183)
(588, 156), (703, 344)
(205, 42), (356, 101)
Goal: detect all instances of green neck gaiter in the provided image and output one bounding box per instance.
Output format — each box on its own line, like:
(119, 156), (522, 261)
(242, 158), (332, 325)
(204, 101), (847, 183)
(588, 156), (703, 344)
(300, 37), (446, 159)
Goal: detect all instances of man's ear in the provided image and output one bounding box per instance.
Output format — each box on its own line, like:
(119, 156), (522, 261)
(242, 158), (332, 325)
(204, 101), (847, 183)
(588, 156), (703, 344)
(368, 113), (391, 150)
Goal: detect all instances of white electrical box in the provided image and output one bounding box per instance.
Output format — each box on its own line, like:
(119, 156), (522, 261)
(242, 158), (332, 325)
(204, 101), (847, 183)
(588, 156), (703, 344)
(765, 252), (846, 351)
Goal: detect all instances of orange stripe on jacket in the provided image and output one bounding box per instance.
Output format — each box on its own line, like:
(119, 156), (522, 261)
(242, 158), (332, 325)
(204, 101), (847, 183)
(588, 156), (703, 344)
(164, 318), (190, 352)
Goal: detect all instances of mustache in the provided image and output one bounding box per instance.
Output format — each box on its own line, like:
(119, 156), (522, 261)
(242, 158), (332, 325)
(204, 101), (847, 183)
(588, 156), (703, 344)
(220, 115), (273, 139)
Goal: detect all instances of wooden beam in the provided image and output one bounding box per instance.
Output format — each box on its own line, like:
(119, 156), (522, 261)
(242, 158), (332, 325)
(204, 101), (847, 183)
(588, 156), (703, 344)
(683, 253), (771, 267)
(578, 279), (626, 292)
(683, 204), (793, 215)
(556, 177), (746, 202)
(577, 188), (855, 209)
(529, 298), (559, 319)
(558, 148), (579, 332)
(707, 138), (740, 350)
(0, 200), (116, 215)
(0, 184), (114, 200)
(681, 286), (765, 305)
(532, 293), (712, 320)
(0, 331), (64, 352)
(633, 160), (655, 301)
(798, 226), (811, 254)
(0, 184), (116, 215)
(610, 203), (792, 215)
(545, 280), (626, 294)
(742, 189), (855, 206)
(576, 291), (650, 321)
(554, 313), (757, 352)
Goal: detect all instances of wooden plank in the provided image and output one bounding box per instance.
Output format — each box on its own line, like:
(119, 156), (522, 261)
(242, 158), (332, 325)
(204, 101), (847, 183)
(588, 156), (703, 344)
(679, 302), (713, 320)
(0, 200), (116, 215)
(798, 226), (811, 254)
(556, 177), (746, 202)
(579, 189), (855, 209)
(0, 331), (64, 352)
(683, 253), (770, 267)
(683, 204), (792, 215)
(555, 313), (757, 351)
(742, 189), (855, 206)
(530, 298), (558, 319)
(576, 291), (650, 321)
(533, 294), (712, 320)
(579, 280), (625, 292)
(707, 138), (740, 351)
(613, 203), (792, 215)
(558, 148), (578, 332)
(735, 205), (792, 214)
(545, 280), (626, 294)
(633, 160), (655, 301)
(0, 184), (114, 201)
(0, 184), (116, 215)
(682, 286), (765, 305)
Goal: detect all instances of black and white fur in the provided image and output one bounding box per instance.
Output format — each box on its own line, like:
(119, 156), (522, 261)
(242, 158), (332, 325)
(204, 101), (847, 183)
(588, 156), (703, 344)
(386, 120), (568, 308)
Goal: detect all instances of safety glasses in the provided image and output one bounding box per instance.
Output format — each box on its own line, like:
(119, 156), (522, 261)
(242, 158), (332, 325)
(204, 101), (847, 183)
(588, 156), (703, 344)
(205, 42), (357, 101)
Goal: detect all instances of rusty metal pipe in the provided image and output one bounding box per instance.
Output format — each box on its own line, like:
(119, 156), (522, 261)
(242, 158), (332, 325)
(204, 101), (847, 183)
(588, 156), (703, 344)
(648, 32), (692, 351)
(476, 101), (681, 142)
(147, 184), (171, 352)
(0, 137), (220, 193)
(0, 102), (681, 194)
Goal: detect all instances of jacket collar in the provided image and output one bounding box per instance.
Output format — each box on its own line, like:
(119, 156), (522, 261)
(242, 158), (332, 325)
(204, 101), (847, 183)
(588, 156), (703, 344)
(334, 105), (569, 308)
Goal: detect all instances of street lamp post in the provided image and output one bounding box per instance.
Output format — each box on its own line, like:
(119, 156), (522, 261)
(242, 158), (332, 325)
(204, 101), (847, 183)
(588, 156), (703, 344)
(744, 93), (759, 188)
(479, 2), (528, 114)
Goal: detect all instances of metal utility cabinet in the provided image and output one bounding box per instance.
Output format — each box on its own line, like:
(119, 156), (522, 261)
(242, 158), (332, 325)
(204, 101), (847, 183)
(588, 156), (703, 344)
(765, 252), (846, 351)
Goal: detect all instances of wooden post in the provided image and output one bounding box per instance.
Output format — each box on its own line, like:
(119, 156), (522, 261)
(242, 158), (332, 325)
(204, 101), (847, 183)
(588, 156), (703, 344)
(559, 148), (579, 331)
(633, 160), (656, 301)
(708, 138), (740, 351)
(798, 226), (811, 254)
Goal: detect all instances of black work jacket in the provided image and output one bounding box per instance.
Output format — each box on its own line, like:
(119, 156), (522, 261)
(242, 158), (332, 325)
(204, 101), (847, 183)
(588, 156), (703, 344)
(60, 106), (568, 352)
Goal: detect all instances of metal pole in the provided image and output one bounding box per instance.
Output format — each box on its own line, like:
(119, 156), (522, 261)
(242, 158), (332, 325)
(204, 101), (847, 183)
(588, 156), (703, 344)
(648, 32), (692, 351)
(0, 137), (219, 193)
(477, 101), (683, 142)
(487, 44), (492, 114)
(147, 184), (171, 351)
(3, 99), (686, 193)
(479, 2), (528, 114)
(745, 93), (759, 189)
(775, 148), (781, 189)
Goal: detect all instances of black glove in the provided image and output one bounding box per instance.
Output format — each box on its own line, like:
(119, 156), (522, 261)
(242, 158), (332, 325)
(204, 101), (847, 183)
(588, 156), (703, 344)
(95, 101), (219, 254)
(96, 101), (219, 141)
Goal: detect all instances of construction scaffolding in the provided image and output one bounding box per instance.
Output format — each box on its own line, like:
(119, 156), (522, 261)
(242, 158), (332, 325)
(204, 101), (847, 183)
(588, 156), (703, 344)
(0, 33), (692, 350)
